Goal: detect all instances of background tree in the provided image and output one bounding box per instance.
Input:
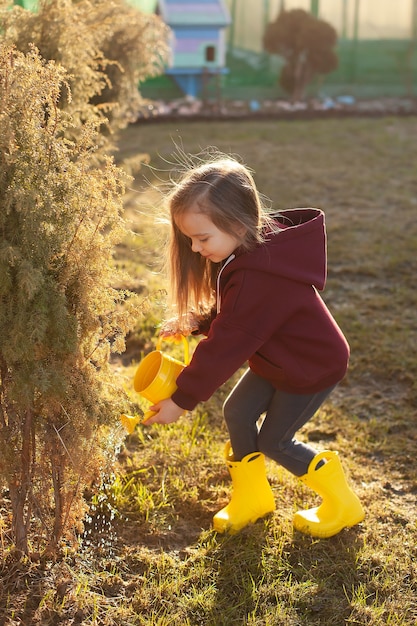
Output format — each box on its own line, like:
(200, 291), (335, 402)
(0, 0), (169, 556)
(263, 8), (338, 102)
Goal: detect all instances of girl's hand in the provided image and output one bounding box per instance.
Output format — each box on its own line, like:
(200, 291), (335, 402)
(160, 313), (199, 340)
(144, 398), (185, 425)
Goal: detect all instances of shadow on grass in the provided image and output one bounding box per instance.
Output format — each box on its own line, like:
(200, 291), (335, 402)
(203, 520), (274, 626)
(200, 521), (365, 625)
(288, 527), (366, 622)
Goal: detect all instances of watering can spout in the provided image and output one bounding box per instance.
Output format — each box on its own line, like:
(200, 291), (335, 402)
(120, 413), (142, 434)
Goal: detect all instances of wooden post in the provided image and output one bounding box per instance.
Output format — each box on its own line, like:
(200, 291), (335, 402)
(310, 0), (319, 17)
(341, 0), (348, 39)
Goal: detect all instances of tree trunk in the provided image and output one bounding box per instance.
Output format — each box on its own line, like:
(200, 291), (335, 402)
(10, 408), (34, 554)
(49, 447), (64, 555)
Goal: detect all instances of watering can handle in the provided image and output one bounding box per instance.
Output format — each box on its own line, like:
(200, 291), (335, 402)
(156, 334), (190, 365)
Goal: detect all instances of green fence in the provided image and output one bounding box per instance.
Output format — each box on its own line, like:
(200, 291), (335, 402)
(142, 37), (417, 101)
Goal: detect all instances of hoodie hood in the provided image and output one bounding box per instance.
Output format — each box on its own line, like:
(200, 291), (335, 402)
(232, 208), (327, 291)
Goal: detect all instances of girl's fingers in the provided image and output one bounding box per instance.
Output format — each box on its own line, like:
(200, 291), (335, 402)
(160, 332), (185, 343)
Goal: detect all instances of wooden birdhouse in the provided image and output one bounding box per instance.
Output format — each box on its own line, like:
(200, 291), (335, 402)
(158, 0), (231, 97)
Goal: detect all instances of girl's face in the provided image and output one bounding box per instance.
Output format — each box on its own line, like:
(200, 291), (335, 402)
(177, 209), (244, 263)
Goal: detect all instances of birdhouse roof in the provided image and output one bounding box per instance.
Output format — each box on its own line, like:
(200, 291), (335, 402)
(158, 0), (231, 27)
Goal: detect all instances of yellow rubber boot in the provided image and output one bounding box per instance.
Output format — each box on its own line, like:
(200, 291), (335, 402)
(213, 442), (276, 534)
(293, 450), (365, 538)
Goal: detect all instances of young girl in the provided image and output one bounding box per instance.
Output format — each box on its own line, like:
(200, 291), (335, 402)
(145, 155), (364, 538)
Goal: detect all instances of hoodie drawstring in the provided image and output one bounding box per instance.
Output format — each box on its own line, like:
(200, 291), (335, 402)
(216, 254), (236, 314)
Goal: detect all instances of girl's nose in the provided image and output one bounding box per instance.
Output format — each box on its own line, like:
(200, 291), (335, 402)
(191, 240), (201, 253)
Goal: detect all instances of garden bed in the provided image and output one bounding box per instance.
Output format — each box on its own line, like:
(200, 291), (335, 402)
(135, 95), (417, 123)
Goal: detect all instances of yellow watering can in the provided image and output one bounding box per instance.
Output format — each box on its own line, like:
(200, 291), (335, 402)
(120, 336), (190, 434)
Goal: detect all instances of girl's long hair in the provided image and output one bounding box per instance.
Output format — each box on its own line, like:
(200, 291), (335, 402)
(167, 155), (276, 322)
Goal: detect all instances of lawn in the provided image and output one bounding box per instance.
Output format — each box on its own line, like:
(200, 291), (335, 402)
(2, 116), (417, 625)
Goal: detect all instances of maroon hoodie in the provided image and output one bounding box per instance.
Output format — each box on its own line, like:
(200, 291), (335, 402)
(171, 208), (349, 411)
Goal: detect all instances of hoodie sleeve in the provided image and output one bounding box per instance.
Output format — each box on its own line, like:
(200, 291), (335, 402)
(171, 268), (297, 410)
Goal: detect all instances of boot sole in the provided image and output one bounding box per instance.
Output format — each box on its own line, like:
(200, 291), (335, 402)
(293, 509), (365, 538)
(213, 509), (275, 534)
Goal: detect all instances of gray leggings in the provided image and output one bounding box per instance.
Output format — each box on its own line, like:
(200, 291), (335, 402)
(223, 368), (336, 476)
